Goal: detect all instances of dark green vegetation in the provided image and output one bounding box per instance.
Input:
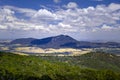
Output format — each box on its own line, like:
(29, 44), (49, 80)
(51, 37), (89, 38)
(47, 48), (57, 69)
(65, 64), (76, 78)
(0, 52), (120, 80)
(94, 48), (120, 55)
(40, 52), (120, 72)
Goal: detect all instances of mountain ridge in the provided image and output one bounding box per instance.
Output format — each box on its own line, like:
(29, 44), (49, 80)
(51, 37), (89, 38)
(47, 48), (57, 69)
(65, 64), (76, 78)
(10, 38), (36, 44)
(10, 35), (120, 48)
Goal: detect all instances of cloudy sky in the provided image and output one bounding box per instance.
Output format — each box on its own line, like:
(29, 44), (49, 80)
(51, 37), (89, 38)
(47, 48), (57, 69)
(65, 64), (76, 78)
(0, 0), (120, 41)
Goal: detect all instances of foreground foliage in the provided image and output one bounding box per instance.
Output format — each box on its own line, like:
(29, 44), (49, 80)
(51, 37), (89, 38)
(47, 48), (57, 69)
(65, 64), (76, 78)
(0, 52), (120, 80)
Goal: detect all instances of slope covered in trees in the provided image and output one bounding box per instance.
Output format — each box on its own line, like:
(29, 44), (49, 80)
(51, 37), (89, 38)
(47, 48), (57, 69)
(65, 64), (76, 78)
(0, 52), (120, 80)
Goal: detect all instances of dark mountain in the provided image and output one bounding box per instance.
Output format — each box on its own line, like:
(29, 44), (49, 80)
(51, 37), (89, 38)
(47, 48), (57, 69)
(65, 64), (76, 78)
(61, 41), (93, 48)
(61, 41), (120, 48)
(10, 38), (36, 44)
(31, 35), (77, 48)
(10, 35), (120, 48)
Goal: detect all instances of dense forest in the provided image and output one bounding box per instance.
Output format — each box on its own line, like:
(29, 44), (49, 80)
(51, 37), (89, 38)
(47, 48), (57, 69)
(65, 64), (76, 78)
(0, 52), (120, 80)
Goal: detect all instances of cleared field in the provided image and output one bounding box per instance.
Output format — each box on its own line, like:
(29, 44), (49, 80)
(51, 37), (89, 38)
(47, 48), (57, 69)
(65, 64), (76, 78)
(0, 47), (9, 51)
(14, 47), (92, 56)
(15, 47), (45, 53)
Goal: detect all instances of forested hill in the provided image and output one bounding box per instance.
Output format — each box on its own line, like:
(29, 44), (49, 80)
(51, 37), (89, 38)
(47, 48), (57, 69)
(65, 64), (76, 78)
(0, 52), (120, 80)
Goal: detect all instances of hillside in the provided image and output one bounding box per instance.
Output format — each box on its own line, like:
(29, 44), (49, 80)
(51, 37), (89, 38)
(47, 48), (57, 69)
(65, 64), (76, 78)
(0, 52), (120, 80)
(40, 52), (120, 72)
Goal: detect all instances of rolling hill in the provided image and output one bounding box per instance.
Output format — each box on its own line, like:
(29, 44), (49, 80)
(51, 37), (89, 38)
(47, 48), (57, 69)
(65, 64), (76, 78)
(0, 51), (120, 80)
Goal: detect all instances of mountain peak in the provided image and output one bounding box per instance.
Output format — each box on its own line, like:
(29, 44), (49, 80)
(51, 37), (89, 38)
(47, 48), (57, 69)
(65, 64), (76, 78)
(54, 34), (73, 38)
(30, 35), (77, 48)
(57, 34), (68, 36)
(54, 34), (70, 38)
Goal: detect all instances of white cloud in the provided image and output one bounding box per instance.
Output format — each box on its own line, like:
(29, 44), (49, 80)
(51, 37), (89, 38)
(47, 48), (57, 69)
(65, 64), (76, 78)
(0, 7), (16, 22)
(60, 3), (120, 30)
(32, 9), (56, 19)
(101, 24), (113, 30)
(108, 3), (120, 11)
(3, 5), (37, 17)
(66, 2), (78, 9)
(0, 3), (120, 40)
(0, 25), (7, 30)
(58, 23), (72, 28)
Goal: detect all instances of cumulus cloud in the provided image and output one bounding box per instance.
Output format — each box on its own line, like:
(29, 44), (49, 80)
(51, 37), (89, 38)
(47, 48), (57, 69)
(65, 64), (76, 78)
(0, 7), (16, 22)
(101, 24), (114, 30)
(0, 2), (120, 40)
(32, 9), (57, 20)
(108, 3), (120, 11)
(65, 2), (78, 9)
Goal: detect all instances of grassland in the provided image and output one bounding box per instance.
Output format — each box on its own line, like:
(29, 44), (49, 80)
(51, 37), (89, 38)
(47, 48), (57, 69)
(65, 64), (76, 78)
(14, 47), (91, 56)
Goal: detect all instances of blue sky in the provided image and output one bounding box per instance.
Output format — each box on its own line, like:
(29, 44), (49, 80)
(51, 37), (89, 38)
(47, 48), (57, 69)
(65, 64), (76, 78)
(0, 0), (120, 9)
(0, 0), (120, 42)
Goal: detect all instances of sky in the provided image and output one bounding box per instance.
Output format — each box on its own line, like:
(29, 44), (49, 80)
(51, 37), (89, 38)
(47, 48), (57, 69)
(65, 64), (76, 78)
(0, 0), (120, 42)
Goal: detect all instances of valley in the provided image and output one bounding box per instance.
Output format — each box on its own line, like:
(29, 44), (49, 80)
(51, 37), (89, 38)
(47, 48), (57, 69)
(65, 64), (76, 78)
(0, 35), (120, 56)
